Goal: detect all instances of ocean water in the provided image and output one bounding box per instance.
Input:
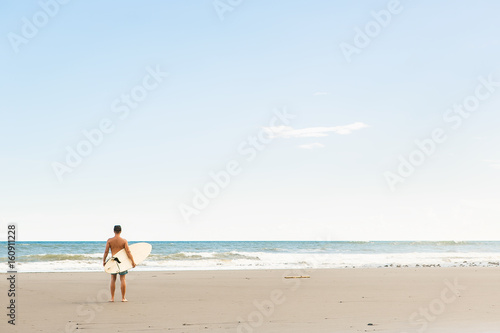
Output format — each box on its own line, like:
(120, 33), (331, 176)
(1, 241), (500, 273)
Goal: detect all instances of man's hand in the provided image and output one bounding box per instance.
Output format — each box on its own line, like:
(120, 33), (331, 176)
(103, 261), (106, 267)
(132, 262), (136, 268)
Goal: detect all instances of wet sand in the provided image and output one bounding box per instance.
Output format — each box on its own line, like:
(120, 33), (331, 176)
(1, 268), (500, 332)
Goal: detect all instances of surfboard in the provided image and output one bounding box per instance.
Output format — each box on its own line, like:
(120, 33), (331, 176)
(104, 242), (152, 274)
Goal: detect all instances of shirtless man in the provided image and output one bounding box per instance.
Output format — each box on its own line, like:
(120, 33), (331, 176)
(102, 225), (136, 302)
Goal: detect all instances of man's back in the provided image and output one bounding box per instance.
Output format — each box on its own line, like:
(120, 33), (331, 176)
(108, 236), (127, 256)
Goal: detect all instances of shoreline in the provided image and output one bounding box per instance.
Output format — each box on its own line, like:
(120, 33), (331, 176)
(3, 264), (500, 273)
(2, 267), (500, 332)
(4, 262), (500, 275)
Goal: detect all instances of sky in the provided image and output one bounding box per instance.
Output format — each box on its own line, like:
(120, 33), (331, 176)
(1, 0), (500, 241)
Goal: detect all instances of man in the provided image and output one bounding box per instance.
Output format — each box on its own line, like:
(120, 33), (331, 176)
(103, 225), (136, 302)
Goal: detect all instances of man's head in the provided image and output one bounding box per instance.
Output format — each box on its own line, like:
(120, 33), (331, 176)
(114, 225), (122, 234)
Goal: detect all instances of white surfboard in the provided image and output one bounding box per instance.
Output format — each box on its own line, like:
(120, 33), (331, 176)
(104, 242), (152, 274)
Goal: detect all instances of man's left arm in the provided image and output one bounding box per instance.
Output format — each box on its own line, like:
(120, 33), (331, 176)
(103, 241), (110, 267)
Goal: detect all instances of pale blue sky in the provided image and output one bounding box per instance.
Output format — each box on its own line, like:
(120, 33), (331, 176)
(1, 1), (500, 241)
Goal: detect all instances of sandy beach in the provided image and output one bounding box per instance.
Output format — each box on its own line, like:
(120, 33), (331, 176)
(2, 268), (500, 332)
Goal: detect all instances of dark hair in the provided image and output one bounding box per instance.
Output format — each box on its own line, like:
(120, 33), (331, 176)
(114, 225), (122, 233)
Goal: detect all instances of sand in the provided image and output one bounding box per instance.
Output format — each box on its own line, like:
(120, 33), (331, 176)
(1, 268), (500, 332)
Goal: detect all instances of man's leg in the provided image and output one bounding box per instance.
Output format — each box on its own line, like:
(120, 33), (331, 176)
(110, 274), (117, 302)
(120, 274), (127, 302)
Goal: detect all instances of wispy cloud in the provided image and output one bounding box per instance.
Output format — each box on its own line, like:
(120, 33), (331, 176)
(298, 143), (325, 149)
(483, 160), (500, 169)
(263, 122), (369, 138)
(313, 92), (330, 96)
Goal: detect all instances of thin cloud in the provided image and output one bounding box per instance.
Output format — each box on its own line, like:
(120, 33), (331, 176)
(313, 92), (330, 96)
(298, 143), (325, 149)
(483, 160), (500, 169)
(264, 122), (369, 138)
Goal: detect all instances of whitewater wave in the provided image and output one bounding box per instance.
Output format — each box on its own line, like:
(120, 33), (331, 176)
(17, 253), (103, 262)
(150, 251), (261, 261)
(3, 250), (500, 273)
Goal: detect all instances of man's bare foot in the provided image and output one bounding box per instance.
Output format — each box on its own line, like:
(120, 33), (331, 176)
(122, 299), (128, 302)
(109, 299), (114, 302)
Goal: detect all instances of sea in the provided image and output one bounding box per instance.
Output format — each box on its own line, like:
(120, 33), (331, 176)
(1, 241), (500, 273)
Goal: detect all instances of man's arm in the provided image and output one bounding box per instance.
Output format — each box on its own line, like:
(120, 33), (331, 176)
(124, 241), (136, 268)
(103, 240), (110, 267)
